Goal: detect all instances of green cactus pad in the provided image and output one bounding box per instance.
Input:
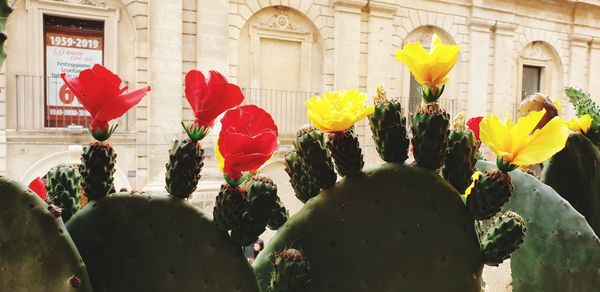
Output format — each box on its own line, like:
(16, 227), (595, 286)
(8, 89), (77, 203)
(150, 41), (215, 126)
(481, 211), (526, 266)
(0, 176), (92, 291)
(294, 126), (337, 188)
(254, 163), (483, 292)
(165, 139), (204, 199)
(411, 106), (450, 170)
(270, 248), (310, 292)
(284, 151), (320, 203)
(66, 192), (260, 292)
(368, 99), (409, 163)
(477, 161), (600, 291)
(80, 142), (116, 200)
(45, 164), (82, 222)
(443, 129), (478, 193)
(326, 129), (364, 177)
(542, 133), (600, 235)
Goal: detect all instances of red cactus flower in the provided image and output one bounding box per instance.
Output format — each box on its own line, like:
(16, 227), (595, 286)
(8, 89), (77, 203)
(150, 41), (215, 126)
(467, 116), (484, 141)
(184, 70), (244, 140)
(218, 105), (278, 185)
(28, 177), (47, 200)
(60, 64), (151, 141)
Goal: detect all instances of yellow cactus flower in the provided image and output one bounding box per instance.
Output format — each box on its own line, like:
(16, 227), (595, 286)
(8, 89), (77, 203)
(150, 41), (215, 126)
(460, 171), (483, 204)
(395, 34), (460, 101)
(306, 90), (374, 133)
(552, 98), (562, 113)
(480, 109), (569, 171)
(215, 140), (225, 172)
(567, 114), (592, 134)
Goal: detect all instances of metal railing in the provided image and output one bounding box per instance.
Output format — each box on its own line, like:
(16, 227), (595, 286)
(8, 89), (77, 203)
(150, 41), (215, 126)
(15, 75), (129, 131)
(242, 88), (318, 136)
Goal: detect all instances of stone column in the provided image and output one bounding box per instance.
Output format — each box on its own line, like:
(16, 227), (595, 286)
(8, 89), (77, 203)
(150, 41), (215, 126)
(569, 34), (590, 90)
(143, 0), (183, 192)
(197, 0), (229, 74)
(491, 22), (517, 117)
(588, 39), (600, 100)
(466, 18), (494, 117)
(333, 1), (362, 89)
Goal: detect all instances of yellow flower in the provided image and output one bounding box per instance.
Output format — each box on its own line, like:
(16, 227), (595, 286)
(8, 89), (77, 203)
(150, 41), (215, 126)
(395, 34), (460, 90)
(306, 90), (374, 133)
(215, 140), (224, 172)
(567, 114), (592, 134)
(460, 171), (482, 204)
(480, 109), (569, 171)
(552, 98), (562, 113)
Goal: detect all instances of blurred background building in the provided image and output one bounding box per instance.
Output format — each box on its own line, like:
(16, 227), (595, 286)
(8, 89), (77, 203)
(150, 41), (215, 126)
(3, 0), (600, 215)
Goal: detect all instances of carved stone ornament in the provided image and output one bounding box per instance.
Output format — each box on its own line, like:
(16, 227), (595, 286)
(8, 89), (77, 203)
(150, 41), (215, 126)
(259, 6), (306, 32)
(51, 0), (107, 7)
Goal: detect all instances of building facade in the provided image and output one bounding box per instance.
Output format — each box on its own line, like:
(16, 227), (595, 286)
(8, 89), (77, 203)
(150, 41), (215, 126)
(3, 0), (600, 212)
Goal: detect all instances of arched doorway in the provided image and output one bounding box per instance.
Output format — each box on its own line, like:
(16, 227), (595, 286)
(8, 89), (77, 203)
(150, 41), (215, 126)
(237, 6), (323, 137)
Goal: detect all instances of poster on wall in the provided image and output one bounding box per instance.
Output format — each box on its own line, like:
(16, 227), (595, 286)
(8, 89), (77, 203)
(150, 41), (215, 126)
(45, 28), (103, 127)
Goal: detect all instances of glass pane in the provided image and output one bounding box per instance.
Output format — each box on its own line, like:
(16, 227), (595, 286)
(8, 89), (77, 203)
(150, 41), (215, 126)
(522, 66), (541, 99)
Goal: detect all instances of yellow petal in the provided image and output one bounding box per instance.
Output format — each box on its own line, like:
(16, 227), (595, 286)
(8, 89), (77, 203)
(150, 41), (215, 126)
(511, 117), (569, 166)
(480, 114), (511, 157)
(306, 90), (370, 132)
(552, 99), (562, 112)
(464, 171), (483, 197)
(579, 114), (593, 134)
(215, 140), (224, 172)
(509, 109), (546, 153)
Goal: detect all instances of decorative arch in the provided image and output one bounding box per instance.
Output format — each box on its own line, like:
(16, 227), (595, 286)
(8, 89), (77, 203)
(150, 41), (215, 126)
(516, 40), (564, 114)
(229, 1), (333, 86)
(400, 26), (461, 113)
(18, 148), (132, 191)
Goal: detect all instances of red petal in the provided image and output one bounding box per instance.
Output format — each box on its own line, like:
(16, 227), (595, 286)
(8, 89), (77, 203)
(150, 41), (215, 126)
(28, 177), (47, 200)
(467, 116), (484, 141)
(95, 86), (150, 122)
(91, 64), (123, 89)
(220, 130), (277, 157)
(220, 105), (278, 137)
(60, 72), (99, 117)
(223, 152), (272, 179)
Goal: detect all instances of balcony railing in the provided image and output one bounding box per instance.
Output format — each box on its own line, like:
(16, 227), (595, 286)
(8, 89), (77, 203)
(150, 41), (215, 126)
(242, 88), (319, 137)
(15, 75), (130, 131)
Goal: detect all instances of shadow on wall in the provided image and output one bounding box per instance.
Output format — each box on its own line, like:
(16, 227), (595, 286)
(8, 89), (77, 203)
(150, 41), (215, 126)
(18, 146), (131, 191)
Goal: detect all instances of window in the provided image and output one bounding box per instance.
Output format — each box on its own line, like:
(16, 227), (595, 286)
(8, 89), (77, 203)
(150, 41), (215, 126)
(521, 65), (541, 99)
(43, 15), (104, 128)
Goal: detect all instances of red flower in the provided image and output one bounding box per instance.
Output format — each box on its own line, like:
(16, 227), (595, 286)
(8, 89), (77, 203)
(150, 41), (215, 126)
(467, 116), (484, 141)
(218, 105), (278, 183)
(184, 70), (244, 139)
(60, 64), (151, 141)
(28, 177), (47, 200)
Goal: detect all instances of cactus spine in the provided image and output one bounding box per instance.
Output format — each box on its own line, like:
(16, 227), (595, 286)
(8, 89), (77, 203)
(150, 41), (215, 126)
(368, 85), (409, 163)
(80, 142), (116, 200)
(293, 126), (337, 188)
(565, 86), (600, 147)
(45, 165), (82, 222)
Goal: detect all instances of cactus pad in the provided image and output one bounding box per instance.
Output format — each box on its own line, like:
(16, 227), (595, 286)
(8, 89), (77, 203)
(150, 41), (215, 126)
(254, 163), (484, 291)
(284, 151), (320, 203)
(0, 176), (92, 291)
(411, 105), (450, 170)
(45, 164), (82, 222)
(66, 192), (260, 292)
(368, 97), (409, 163)
(165, 139), (205, 199)
(80, 142), (116, 200)
(542, 133), (600, 235)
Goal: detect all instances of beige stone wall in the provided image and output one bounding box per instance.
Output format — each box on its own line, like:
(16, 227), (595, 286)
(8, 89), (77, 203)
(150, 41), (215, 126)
(2, 0), (600, 199)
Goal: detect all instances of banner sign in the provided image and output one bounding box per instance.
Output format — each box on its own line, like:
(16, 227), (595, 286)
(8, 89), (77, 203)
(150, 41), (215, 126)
(45, 30), (103, 126)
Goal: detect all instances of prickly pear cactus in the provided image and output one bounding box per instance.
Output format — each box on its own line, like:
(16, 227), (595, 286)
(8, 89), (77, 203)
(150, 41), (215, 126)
(269, 248), (310, 292)
(565, 86), (600, 147)
(80, 142), (116, 200)
(45, 164), (82, 222)
(0, 0), (12, 68)
(165, 138), (205, 199)
(0, 176), (92, 291)
(542, 133), (600, 235)
(66, 192), (260, 292)
(254, 163), (486, 291)
(478, 160), (600, 291)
